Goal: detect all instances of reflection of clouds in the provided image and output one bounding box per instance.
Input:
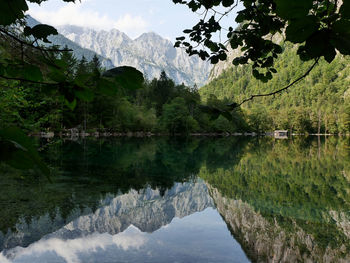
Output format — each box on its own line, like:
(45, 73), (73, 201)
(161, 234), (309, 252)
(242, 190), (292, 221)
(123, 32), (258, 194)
(112, 225), (147, 250)
(2, 227), (148, 263)
(1, 208), (250, 263)
(0, 253), (10, 263)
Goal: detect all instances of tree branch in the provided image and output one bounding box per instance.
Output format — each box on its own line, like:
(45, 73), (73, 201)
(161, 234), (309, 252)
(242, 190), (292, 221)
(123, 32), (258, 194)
(236, 57), (320, 108)
(0, 74), (59, 85)
(0, 28), (72, 52)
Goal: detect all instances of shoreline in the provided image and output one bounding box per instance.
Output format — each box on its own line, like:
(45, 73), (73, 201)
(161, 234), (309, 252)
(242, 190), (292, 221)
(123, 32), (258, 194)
(29, 131), (350, 139)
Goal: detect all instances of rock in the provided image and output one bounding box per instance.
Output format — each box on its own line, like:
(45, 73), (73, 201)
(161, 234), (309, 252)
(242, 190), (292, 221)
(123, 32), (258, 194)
(57, 26), (212, 86)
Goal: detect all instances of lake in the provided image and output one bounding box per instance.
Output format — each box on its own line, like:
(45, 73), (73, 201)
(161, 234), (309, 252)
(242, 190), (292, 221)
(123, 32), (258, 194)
(0, 137), (350, 263)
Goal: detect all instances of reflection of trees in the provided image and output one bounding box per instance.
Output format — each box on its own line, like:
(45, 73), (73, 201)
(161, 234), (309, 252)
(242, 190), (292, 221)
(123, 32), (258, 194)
(201, 137), (350, 262)
(0, 137), (247, 235)
(4, 136), (349, 261)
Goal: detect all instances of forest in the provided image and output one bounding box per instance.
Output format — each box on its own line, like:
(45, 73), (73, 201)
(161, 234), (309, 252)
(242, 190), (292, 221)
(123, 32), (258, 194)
(2, 44), (350, 135)
(200, 43), (350, 134)
(0, 49), (249, 135)
(1, 0), (350, 136)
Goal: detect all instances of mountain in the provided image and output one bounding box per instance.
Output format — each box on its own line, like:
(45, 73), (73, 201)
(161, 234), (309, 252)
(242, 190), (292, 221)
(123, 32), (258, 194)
(208, 45), (243, 82)
(26, 16), (114, 69)
(56, 25), (212, 86)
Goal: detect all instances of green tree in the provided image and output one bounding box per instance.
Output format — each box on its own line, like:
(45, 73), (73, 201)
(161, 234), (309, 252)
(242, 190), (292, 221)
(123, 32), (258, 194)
(161, 97), (199, 134)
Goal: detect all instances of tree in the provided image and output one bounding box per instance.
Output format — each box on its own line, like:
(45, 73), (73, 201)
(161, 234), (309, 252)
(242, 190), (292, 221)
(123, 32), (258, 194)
(173, 0), (350, 91)
(0, 0), (144, 174)
(161, 97), (199, 134)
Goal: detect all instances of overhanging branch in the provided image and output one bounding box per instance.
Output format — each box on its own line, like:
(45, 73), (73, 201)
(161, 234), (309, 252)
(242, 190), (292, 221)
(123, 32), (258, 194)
(0, 74), (59, 85)
(236, 57), (320, 108)
(0, 28), (72, 53)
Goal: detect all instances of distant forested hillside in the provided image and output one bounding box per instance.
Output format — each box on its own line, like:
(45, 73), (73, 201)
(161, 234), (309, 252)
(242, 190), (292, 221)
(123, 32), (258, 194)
(200, 44), (350, 134)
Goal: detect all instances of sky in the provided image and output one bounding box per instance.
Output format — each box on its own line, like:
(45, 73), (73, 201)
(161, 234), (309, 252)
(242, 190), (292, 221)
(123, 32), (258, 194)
(27, 0), (239, 42)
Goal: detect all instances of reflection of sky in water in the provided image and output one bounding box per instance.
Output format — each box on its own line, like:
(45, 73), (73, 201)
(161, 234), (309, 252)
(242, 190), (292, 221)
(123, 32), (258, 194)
(1, 208), (250, 263)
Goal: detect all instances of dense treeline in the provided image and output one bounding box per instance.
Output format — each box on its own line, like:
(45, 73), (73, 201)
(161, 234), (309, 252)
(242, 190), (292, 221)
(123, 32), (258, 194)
(3, 42), (350, 135)
(201, 44), (350, 134)
(0, 50), (249, 134)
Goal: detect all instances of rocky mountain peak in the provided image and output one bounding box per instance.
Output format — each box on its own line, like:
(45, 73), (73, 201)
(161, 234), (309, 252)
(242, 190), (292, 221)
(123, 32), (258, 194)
(56, 24), (212, 86)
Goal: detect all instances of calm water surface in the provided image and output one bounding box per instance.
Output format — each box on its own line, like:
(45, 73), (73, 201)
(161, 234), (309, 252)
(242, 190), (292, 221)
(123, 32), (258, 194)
(0, 137), (350, 263)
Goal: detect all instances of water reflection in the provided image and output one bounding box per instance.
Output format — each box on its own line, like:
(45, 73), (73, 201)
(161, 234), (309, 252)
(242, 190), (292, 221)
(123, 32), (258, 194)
(1, 181), (249, 263)
(2, 208), (250, 263)
(201, 138), (350, 262)
(1, 137), (350, 262)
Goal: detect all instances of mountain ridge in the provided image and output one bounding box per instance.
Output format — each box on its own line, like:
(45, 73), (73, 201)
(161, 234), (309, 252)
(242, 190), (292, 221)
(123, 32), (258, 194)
(56, 25), (212, 86)
(26, 16), (115, 70)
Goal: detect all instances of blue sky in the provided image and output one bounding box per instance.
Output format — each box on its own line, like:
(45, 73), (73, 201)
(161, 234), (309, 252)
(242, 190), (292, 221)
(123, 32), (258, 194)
(28, 0), (239, 42)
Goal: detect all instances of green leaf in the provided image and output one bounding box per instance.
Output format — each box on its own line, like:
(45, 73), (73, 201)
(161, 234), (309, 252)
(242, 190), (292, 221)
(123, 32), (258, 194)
(218, 53), (227, 61)
(252, 69), (260, 79)
(275, 0), (313, 20)
(340, 1), (350, 19)
(261, 56), (274, 68)
(103, 66), (144, 90)
(47, 64), (66, 82)
(323, 47), (336, 63)
(286, 16), (319, 43)
(30, 24), (58, 43)
(304, 30), (330, 58)
(0, 0), (28, 26)
(5, 63), (43, 82)
(235, 12), (246, 23)
(74, 88), (94, 102)
(210, 56), (219, 64)
(332, 19), (350, 36)
(0, 127), (50, 176)
(221, 111), (233, 121)
(97, 78), (118, 95)
(265, 71), (273, 80)
(222, 0), (234, 8)
(330, 20), (350, 55)
(330, 36), (350, 55)
(65, 98), (77, 110)
(22, 64), (43, 81)
(74, 73), (91, 87)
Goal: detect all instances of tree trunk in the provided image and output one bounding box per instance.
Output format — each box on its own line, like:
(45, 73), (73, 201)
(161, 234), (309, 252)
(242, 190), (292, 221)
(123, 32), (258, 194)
(318, 110), (321, 135)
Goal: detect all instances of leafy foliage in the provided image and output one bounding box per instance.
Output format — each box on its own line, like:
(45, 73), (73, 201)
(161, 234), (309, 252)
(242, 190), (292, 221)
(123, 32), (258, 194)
(173, 0), (350, 82)
(0, 0), (145, 173)
(0, 127), (49, 175)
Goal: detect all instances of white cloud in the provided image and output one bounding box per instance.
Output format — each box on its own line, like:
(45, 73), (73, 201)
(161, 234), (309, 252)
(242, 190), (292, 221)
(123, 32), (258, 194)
(112, 225), (147, 250)
(28, 2), (148, 38)
(114, 14), (148, 37)
(0, 253), (11, 263)
(4, 229), (148, 263)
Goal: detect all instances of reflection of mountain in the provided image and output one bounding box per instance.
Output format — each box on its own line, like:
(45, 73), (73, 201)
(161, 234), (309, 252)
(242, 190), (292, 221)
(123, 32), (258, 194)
(0, 180), (213, 253)
(208, 185), (350, 262)
(0, 137), (246, 251)
(2, 137), (350, 262)
(200, 138), (350, 262)
(52, 180), (213, 239)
